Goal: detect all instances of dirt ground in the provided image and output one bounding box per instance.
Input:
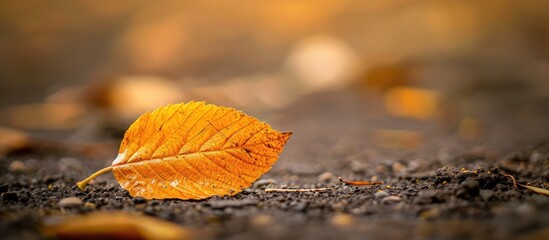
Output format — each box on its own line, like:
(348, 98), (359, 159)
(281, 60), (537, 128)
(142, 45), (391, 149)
(1, 89), (549, 240)
(1, 1), (549, 239)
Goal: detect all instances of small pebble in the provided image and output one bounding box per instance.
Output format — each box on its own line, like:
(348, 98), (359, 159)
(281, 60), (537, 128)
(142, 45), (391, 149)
(374, 191), (389, 198)
(530, 151), (543, 163)
(381, 196), (402, 204)
(83, 202), (96, 209)
(250, 214), (272, 227)
(145, 206), (155, 215)
(420, 208), (441, 220)
(9, 161), (28, 173)
(340, 186), (354, 194)
(331, 213), (355, 228)
(374, 164), (389, 174)
(253, 179), (277, 188)
(350, 160), (368, 173)
(479, 190), (494, 201)
(541, 171), (549, 183)
(515, 203), (534, 215)
(58, 197), (83, 208)
(318, 172), (334, 182)
(292, 201), (307, 212)
(329, 145), (351, 157)
(392, 162), (407, 173)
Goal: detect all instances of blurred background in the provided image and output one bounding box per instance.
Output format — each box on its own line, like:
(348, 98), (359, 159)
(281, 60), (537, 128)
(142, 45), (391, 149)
(1, 0), (549, 171)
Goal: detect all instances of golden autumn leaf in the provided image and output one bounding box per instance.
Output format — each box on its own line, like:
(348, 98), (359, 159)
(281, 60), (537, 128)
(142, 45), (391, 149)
(43, 212), (192, 240)
(77, 101), (292, 199)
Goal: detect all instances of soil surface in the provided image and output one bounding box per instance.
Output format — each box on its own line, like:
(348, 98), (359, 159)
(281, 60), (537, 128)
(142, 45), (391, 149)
(1, 90), (549, 240)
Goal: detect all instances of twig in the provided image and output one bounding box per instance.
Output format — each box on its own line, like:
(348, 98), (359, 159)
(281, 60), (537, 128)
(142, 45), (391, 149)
(264, 188), (331, 193)
(520, 184), (549, 196)
(504, 174), (519, 190)
(505, 173), (549, 195)
(338, 177), (383, 186)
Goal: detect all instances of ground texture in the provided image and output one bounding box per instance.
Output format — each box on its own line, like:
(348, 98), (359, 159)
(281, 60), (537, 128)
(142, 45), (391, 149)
(1, 90), (548, 240)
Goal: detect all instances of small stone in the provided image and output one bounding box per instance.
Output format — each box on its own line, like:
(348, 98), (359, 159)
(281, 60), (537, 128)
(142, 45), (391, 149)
(83, 202), (96, 209)
(479, 190), (494, 201)
(381, 196), (402, 204)
(24, 159), (38, 171)
(330, 213), (355, 228)
(541, 171), (549, 183)
(329, 144), (353, 157)
(253, 179), (277, 188)
(1, 192), (19, 202)
(340, 186), (354, 194)
(288, 175), (300, 182)
(374, 191), (389, 198)
(250, 214), (272, 227)
(144, 206), (155, 215)
(133, 196), (147, 204)
(350, 160), (368, 173)
(515, 203), (534, 215)
(157, 209), (174, 220)
(391, 162), (407, 173)
(407, 159), (423, 172)
(317, 172), (333, 182)
(374, 164), (389, 174)
(420, 208), (441, 220)
(241, 188), (256, 194)
(530, 151), (544, 164)
(58, 197), (83, 208)
(8, 161), (28, 173)
(292, 201), (307, 212)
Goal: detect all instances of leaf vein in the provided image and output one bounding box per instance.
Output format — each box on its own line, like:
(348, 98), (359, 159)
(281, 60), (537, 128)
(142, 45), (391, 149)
(150, 102), (202, 157)
(163, 160), (211, 196)
(202, 152), (255, 179)
(130, 164), (173, 197)
(177, 155), (235, 190)
(241, 125), (270, 146)
(178, 106), (221, 151)
(224, 150), (267, 168)
(143, 162), (189, 198)
(220, 118), (256, 148)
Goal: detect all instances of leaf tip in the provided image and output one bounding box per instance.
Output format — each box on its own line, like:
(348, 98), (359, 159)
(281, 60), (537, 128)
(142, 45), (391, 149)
(282, 131), (293, 139)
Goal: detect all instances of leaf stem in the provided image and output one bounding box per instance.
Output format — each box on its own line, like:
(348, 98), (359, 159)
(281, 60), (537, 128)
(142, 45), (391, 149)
(77, 166), (113, 190)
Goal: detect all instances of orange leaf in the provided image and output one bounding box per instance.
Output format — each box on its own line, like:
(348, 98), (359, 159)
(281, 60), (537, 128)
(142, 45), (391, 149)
(43, 212), (192, 240)
(77, 101), (292, 199)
